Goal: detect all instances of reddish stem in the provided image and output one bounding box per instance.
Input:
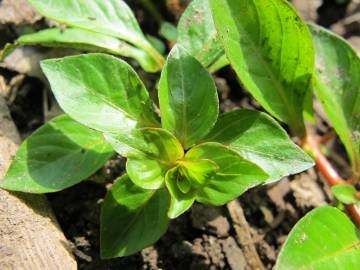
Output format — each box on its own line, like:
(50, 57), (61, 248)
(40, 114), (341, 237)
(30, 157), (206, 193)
(305, 133), (360, 228)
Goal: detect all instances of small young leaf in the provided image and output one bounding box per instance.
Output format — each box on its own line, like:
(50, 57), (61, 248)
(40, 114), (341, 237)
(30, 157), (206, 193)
(126, 158), (170, 190)
(204, 109), (314, 182)
(108, 128), (183, 189)
(177, 0), (224, 67)
(178, 160), (219, 188)
(210, 0), (314, 136)
(101, 175), (170, 258)
(276, 206), (360, 270)
(332, 185), (359, 205)
(310, 24), (360, 179)
(41, 54), (159, 134)
(104, 128), (183, 159)
(186, 142), (268, 205)
(28, 0), (164, 70)
(6, 28), (159, 72)
(165, 167), (196, 219)
(159, 21), (177, 42)
(1, 115), (113, 193)
(159, 46), (219, 148)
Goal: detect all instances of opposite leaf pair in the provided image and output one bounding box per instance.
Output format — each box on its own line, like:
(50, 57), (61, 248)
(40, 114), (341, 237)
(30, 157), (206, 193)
(1, 46), (313, 258)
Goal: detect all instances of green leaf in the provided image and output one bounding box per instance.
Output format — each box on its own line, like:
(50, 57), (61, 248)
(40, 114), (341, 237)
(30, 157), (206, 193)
(177, 0), (224, 67)
(41, 53), (159, 134)
(115, 128), (183, 190)
(309, 24), (360, 179)
(28, 0), (164, 70)
(104, 127), (183, 159)
(6, 28), (159, 72)
(185, 142), (268, 205)
(178, 160), (219, 188)
(159, 46), (219, 148)
(332, 185), (359, 205)
(127, 158), (169, 190)
(165, 167), (196, 218)
(1, 115), (113, 193)
(159, 21), (177, 42)
(210, 0), (314, 137)
(101, 175), (170, 258)
(276, 206), (360, 270)
(204, 109), (314, 182)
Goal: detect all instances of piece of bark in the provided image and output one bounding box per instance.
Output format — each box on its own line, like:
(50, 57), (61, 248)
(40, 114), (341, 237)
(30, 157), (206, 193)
(227, 200), (266, 270)
(0, 95), (77, 269)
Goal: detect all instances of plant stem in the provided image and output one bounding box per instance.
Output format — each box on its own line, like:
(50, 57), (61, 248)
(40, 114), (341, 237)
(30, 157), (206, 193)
(304, 131), (360, 228)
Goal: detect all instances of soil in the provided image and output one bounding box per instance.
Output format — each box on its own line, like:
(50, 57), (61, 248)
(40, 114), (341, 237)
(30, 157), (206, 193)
(0, 0), (359, 269)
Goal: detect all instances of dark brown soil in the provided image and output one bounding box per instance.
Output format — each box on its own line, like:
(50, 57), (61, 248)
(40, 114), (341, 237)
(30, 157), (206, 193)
(0, 0), (358, 269)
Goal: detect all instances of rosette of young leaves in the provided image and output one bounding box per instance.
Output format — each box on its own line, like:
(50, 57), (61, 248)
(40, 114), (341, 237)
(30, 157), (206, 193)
(177, 0), (226, 70)
(210, 0), (315, 137)
(276, 206), (360, 270)
(14, 0), (165, 72)
(0, 115), (114, 193)
(309, 24), (360, 180)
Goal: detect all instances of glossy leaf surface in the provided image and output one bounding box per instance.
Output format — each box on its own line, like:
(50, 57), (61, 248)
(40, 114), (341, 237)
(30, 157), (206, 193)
(104, 128), (183, 159)
(210, 0), (314, 136)
(204, 109), (314, 182)
(1, 115), (113, 193)
(5, 28), (159, 72)
(159, 46), (218, 148)
(28, 0), (164, 69)
(165, 166), (196, 218)
(41, 54), (159, 134)
(310, 24), (360, 178)
(177, 0), (224, 67)
(101, 175), (170, 258)
(186, 143), (268, 205)
(276, 206), (360, 270)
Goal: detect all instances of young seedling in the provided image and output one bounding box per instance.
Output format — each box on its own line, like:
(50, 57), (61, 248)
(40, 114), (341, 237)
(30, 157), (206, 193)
(1, 0), (359, 267)
(1, 44), (313, 258)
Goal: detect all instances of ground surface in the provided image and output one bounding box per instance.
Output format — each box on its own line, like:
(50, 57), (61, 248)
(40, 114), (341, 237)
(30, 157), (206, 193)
(0, 0), (359, 269)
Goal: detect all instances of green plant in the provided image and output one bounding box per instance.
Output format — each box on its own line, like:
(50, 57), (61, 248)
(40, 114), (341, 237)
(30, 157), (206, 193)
(0, 46), (313, 258)
(209, 0), (360, 268)
(1, 0), (360, 267)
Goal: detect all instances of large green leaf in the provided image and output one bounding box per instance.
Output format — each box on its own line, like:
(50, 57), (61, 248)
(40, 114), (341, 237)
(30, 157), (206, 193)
(186, 142), (268, 205)
(310, 24), (360, 179)
(204, 109), (314, 182)
(1, 28), (159, 72)
(159, 46), (219, 148)
(1, 115), (113, 193)
(210, 0), (314, 136)
(41, 53), (159, 134)
(177, 0), (224, 68)
(276, 206), (360, 270)
(28, 0), (164, 69)
(101, 175), (170, 258)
